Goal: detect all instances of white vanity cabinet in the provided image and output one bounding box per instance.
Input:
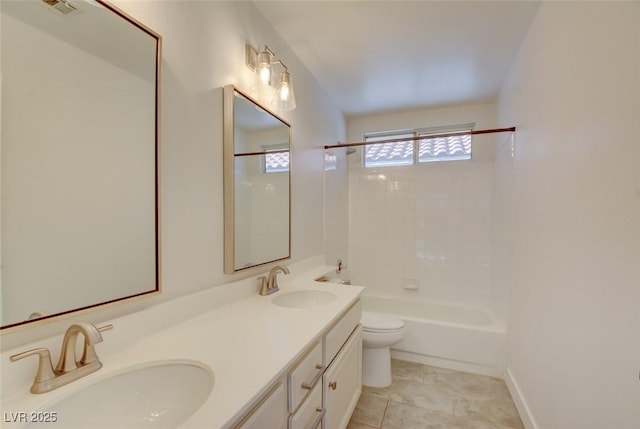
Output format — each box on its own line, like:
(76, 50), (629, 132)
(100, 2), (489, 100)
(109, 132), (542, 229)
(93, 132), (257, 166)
(289, 382), (324, 429)
(289, 341), (323, 412)
(235, 378), (288, 429)
(322, 302), (362, 429)
(291, 300), (362, 429)
(323, 326), (362, 429)
(231, 300), (362, 429)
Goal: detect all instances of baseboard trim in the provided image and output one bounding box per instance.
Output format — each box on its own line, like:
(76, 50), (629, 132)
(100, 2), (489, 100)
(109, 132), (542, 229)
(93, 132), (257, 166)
(391, 349), (503, 378)
(505, 367), (538, 429)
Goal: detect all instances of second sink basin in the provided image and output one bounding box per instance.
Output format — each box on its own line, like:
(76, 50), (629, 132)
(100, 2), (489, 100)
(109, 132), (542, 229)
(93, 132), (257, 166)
(272, 290), (336, 309)
(27, 361), (213, 428)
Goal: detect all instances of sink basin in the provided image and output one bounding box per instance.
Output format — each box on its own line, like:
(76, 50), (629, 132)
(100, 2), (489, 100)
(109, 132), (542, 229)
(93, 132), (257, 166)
(28, 361), (213, 428)
(272, 290), (336, 309)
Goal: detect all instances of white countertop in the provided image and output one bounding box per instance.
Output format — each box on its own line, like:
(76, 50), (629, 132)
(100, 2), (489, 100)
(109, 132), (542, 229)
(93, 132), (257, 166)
(0, 263), (364, 428)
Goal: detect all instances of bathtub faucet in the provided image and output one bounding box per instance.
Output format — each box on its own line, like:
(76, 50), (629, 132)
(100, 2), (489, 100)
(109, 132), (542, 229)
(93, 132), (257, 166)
(258, 265), (290, 295)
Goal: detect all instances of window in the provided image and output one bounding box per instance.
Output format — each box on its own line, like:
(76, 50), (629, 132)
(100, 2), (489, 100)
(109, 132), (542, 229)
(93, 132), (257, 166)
(364, 133), (414, 168)
(418, 132), (472, 163)
(363, 124), (474, 168)
(263, 145), (289, 173)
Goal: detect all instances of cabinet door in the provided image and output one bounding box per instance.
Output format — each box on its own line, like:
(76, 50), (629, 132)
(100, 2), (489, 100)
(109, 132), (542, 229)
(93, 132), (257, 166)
(323, 326), (362, 429)
(237, 382), (287, 429)
(324, 301), (361, 366)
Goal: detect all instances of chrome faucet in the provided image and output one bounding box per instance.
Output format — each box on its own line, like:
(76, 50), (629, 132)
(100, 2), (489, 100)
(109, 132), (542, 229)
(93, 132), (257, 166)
(10, 323), (112, 394)
(258, 265), (290, 295)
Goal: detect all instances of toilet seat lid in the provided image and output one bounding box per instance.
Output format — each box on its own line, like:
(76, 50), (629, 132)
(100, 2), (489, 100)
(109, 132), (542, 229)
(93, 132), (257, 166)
(361, 311), (405, 331)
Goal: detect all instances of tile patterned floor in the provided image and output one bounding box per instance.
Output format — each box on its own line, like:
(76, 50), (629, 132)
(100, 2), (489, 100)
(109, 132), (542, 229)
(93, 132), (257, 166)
(347, 359), (524, 429)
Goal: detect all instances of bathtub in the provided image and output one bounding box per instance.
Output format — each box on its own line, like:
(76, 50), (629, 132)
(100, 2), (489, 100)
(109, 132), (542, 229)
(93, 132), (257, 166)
(360, 294), (506, 377)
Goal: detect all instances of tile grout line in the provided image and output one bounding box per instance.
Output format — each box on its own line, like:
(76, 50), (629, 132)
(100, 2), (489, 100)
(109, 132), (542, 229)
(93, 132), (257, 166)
(378, 398), (390, 429)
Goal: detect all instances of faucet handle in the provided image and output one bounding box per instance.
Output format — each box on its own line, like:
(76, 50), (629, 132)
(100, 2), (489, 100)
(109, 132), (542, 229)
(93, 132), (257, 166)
(81, 324), (113, 365)
(10, 348), (57, 391)
(258, 276), (269, 295)
(98, 324), (113, 333)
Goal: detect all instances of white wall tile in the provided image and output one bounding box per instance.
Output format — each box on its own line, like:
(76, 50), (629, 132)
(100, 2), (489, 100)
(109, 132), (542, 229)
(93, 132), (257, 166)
(348, 143), (495, 306)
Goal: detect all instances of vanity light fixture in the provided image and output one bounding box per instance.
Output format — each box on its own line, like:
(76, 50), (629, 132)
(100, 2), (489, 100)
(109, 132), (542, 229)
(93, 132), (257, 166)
(41, 0), (77, 14)
(277, 68), (296, 111)
(246, 44), (296, 111)
(256, 47), (274, 85)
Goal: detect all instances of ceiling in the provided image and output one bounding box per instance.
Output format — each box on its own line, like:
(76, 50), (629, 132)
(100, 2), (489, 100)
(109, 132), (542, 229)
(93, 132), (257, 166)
(253, 0), (541, 117)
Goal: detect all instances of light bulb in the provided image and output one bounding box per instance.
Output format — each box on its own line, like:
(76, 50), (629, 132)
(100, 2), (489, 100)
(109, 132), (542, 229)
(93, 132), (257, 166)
(279, 70), (291, 101)
(279, 82), (290, 101)
(259, 67), (271, 85)
(257, 48), (273, 85)
(277, 70), (295, 111)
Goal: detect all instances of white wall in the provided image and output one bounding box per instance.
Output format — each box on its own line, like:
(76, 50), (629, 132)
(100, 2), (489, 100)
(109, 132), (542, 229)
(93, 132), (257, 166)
(497, 2), (640, 428)
(346, 104), (504, 313)
(1, 1), (345, 349)
(490, 132), (515, 326)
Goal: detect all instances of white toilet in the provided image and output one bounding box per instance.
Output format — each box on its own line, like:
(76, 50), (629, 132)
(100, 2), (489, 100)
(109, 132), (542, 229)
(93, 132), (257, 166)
(361, 311), (406, 387)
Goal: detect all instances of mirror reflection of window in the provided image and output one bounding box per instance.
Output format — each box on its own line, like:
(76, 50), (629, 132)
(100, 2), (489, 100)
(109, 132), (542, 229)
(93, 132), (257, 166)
(224, 86), (291, 273)
(263, 145), (290, 173)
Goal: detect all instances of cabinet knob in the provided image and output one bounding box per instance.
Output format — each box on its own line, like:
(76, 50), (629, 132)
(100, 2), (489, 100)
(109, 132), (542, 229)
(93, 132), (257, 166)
(329, 381), (337, 390)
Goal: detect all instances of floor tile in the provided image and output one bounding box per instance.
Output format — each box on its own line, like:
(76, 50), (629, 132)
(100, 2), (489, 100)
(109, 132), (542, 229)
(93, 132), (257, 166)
(362, 384), (393, 400)
(453, 396), (524, 429)
(347, 422), (378, 429)
(388, 378), (454, 414)
(349, 360), (524, 429)
(381, 401), (497, 429)
(350, 394), (389, 428)
(390, 358), (424, 383)
(425, 365), (511, 400)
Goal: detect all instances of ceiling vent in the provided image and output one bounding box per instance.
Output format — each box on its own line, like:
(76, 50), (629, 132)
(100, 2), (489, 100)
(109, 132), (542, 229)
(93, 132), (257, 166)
(41, 0), (76, 15)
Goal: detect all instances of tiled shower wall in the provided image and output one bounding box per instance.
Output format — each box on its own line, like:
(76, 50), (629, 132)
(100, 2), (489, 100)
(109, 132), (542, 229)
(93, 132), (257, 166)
(348, 156), (494, 308)
(345, 103), (499, 310)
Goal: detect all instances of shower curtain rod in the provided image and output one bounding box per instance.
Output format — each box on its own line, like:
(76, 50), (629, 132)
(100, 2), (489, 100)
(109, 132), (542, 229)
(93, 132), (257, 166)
(323, 126), (516, 150)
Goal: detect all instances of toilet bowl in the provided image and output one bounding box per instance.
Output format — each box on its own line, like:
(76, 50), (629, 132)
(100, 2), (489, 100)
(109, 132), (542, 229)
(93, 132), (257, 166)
(361, 311), (406, 388)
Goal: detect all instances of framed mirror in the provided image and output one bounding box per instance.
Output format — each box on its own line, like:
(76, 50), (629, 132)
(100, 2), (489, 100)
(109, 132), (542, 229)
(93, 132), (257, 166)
(1, 0), (161, 330)
(223, 86), (291, 273)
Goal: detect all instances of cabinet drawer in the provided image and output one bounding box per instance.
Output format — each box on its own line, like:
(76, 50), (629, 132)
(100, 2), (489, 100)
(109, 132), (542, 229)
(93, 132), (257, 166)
(324, 300), (361, 365)
(289, 340), (323, 412)
(236, 381), (287, 429)
(288, 382), (324, 429)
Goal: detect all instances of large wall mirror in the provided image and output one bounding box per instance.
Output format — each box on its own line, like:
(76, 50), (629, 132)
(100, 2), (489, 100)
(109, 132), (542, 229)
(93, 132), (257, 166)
(1, 0), (161, 330)
(223, 86), (291, 273)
